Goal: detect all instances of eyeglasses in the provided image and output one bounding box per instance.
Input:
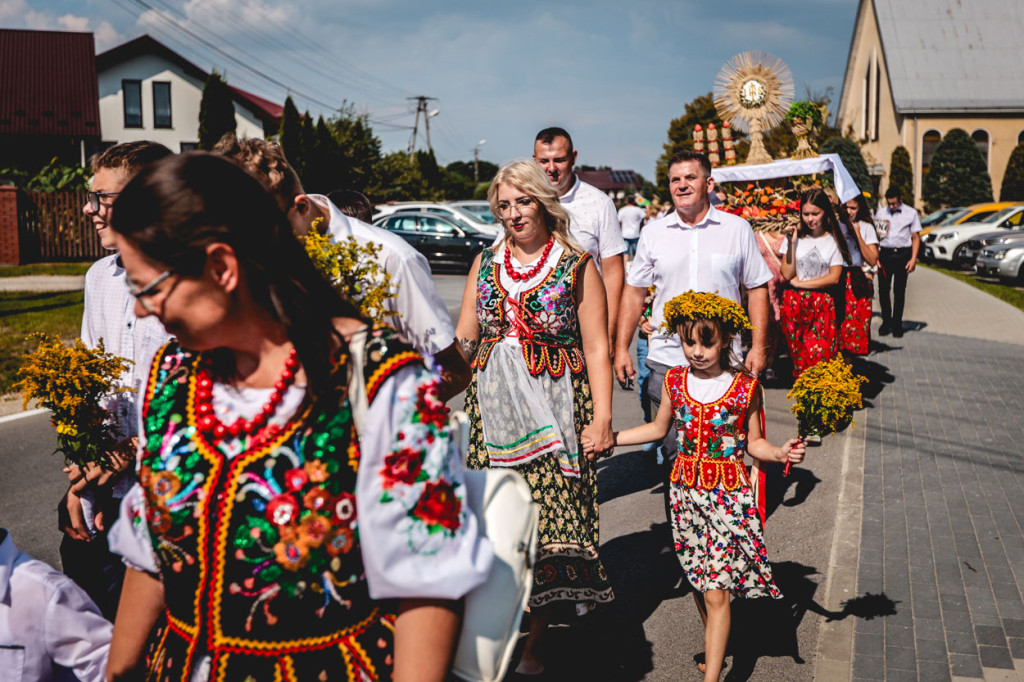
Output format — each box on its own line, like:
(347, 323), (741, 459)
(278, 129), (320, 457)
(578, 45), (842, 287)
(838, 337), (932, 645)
(86, 191), (121, 213)
(496, 197), (536, 216)
(128, 269), (175, 313)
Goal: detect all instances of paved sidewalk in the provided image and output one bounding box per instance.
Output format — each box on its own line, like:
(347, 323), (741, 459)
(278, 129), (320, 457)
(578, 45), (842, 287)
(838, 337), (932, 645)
(0, 274), (85, 291)
(838, 268), (1024, 681)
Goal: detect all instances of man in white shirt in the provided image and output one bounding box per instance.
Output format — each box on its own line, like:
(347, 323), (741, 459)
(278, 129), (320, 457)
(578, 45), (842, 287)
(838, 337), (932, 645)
(615, 150), (772, 458)
(873, 186), (921, 338)
(0, 528), (111, 682)
(215, 135), (471, 400)
(59, 140), (174, 620)
(617, 195), (645, 261)
(533, 127), (626, 343)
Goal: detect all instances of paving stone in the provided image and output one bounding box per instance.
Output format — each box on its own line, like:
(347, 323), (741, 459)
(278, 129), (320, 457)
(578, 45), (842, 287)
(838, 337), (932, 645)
(852, 653), (884, 679)
(885, 645), (917, 671)
(1007, 636), (1024, 659)
(977, 644), (1015, 669)
(948, 652), (983, 678)
(915, 636), (950, 662)
(945, 629), (979, 655)
(1002, 617), (1024, 638)
(914, 617), (945, 641)
(974, 624), (1008, 647)
(917, 658), (953, 681)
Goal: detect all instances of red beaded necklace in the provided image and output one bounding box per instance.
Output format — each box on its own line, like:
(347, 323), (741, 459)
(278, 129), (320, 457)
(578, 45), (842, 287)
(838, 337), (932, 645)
(194, 347), (299, 445)
(504, 237), (554, 282)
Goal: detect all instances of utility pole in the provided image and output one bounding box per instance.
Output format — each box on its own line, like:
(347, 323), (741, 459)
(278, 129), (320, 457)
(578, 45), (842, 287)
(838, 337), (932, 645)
(408, 95), (438, 159)
(473, 139), (487, 182)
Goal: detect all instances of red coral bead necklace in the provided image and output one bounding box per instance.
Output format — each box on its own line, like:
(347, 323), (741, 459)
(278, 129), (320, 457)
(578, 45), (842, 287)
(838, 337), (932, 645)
(504, 237), (554, 282)
(194, 347), (299, 445)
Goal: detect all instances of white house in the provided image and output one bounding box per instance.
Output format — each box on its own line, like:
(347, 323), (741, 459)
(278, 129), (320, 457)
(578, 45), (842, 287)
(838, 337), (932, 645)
(96, 35), (282, 152)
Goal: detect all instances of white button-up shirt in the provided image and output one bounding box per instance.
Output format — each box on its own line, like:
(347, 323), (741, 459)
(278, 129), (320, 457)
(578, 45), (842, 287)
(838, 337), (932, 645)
(873, 204), (921, 248)
(617, 204), (645, 240)
(311, 195), (457, 356)
(560, 176), (626, 273)
(627, 205), (772, 368)
(0, 530), (111, 682)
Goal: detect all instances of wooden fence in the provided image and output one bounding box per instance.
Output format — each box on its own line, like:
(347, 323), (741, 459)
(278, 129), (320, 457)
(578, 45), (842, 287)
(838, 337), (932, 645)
(17, 189), (103, 262)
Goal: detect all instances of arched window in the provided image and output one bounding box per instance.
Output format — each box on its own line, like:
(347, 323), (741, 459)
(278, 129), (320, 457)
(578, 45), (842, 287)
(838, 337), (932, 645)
(922, 130), (942, 175)
(972, 129), (990, 167)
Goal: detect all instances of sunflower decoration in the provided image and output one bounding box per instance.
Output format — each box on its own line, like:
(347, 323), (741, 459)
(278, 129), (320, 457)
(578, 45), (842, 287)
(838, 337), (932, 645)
(713, 51), (794, 165)
(660, 291), (753, 337)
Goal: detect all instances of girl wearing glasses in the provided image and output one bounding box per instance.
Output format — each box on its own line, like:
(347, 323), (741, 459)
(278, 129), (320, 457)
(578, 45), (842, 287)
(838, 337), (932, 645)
(455, 160), (615, 676)
(104, 153), (492, 682)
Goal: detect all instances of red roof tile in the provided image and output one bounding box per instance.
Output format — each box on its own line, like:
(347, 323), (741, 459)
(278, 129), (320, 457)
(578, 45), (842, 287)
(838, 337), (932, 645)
(0, 29), (100, 137)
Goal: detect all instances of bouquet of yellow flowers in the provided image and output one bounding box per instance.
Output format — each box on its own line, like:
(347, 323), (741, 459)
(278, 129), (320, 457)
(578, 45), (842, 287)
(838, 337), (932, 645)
(14, 333), (133, 466)
(303, 219), (398, 323)
(786, 356), (866, 438)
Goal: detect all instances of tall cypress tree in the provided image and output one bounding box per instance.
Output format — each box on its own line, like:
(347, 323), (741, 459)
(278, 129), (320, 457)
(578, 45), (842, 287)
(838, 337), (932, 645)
(1000, 143), (1024, 201)
(922, 128), (993, 211)
(889, 146), (914, 206)
(278, 96), (303, 170)
(198, 71), (236, 150)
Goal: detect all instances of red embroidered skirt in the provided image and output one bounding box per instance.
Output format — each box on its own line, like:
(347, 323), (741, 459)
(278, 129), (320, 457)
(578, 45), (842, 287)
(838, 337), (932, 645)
(840, 268), (873, 355)
(781, 289), (837, 377)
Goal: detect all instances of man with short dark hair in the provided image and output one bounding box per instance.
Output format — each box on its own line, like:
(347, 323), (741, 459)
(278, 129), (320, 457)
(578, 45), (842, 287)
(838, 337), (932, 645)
(327, 188), (374, 224)
(615, 149), (771, 460)
(617, 195), (645, 261)
(533, 127), (626, 342)
(873, 186), (921, 338)
(62, 140), (175, 619)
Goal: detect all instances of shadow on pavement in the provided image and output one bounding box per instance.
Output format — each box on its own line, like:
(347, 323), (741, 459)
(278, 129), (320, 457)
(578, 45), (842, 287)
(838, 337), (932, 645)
(764, 463), (822, 520)
(596, 449), (664, 505)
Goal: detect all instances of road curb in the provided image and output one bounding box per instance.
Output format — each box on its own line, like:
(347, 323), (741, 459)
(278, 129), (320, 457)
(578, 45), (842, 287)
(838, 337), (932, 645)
(812, 417), (866, 680)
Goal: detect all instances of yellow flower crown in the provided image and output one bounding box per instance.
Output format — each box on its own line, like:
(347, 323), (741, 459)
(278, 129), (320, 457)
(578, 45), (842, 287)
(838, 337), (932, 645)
(660, 290), (752, 336)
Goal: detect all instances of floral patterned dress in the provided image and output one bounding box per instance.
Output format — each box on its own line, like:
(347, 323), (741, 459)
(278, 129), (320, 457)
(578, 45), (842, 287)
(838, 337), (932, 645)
(666, 366), (782, 598)
(466, 244), (614, 610)
(109, 328), (491, 681)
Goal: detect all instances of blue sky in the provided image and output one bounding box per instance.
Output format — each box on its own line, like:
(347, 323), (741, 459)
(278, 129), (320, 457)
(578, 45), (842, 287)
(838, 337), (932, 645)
(6, 0), (859, 179)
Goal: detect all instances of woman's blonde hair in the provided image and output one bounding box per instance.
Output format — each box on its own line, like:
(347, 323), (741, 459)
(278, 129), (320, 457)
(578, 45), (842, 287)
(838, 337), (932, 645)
(487, 160), (580, 253)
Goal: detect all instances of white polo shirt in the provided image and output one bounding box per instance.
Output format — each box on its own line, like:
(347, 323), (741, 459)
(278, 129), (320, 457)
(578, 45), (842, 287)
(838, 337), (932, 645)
(627, 204), (772, 368)
(310, 195), (456, 356)
(561, 176), (626, 273)
(873, 204), (921, 248)
(617, 204), (645, 240)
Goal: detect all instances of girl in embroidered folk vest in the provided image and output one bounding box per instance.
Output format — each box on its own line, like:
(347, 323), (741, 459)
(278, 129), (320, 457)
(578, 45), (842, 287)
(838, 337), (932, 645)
(103, 153), (492, 682)
(456, 160), (615, 677)
(587, 292), (803, 682)
(778, 188), (850, 378)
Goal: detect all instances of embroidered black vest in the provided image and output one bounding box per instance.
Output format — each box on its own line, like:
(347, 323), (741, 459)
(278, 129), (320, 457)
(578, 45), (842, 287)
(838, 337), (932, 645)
(138, 329), (419, 681)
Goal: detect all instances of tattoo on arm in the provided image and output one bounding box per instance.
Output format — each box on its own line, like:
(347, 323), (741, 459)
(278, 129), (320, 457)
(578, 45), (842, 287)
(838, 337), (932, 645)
(459, 337), (479, 360)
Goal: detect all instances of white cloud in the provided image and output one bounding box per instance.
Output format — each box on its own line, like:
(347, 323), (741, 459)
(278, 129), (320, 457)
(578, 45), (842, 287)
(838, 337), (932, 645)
(0, 0), (124, 50)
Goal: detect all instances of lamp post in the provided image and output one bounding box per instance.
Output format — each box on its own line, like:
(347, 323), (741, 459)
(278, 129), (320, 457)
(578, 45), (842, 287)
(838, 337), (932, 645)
(473, 139), (487, 182)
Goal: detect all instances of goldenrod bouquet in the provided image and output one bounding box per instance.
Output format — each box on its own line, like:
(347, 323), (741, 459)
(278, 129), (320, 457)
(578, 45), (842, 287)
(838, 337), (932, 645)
(303, 221), (398, 323)
(15, 334), (133, 466)
(786, 356), (866, 437)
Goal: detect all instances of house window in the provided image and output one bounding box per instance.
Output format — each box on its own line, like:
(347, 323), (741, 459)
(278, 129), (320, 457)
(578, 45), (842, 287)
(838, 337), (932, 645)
(922, 130), (942, 175)
(972, 130), (989, 167)
(872, 57), (881, 141)
(862, 63), (871, 140)
(122, 79), (142, 128)
(153, 81), (172, 128)
(179, 142), (199, 152)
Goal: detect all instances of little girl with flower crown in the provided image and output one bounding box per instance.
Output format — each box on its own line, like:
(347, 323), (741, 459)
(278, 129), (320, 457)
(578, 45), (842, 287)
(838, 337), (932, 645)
(585, 291), (804, 681)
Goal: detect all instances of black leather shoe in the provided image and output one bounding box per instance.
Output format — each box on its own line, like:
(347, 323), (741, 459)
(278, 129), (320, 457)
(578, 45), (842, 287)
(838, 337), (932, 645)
(893, 327), (904, 338)
(879, 324), (892, 336)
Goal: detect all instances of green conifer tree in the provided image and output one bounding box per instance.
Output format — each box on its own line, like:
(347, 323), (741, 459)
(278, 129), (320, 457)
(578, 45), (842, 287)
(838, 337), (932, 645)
(889, 145), (914, 206)
(922, 128), (993, 211)
(999, 143), (1024, 201)
(197, 72), (236, 150)
(278, 96), (303, 171)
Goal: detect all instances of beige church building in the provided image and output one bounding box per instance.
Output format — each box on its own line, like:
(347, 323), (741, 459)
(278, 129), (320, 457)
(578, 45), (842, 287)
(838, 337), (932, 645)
(836, 0), (1024, 209)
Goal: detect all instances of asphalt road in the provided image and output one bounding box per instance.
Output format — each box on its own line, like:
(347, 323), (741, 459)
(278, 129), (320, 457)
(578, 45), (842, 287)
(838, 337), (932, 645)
(0, 272), (841, 681)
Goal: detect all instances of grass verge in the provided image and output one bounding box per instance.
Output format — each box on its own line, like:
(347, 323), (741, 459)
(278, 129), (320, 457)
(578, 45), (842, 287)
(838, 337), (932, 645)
(0, 263), (91, 277)
(920, 263), (1024, 313)
(0, 290), (84, 394)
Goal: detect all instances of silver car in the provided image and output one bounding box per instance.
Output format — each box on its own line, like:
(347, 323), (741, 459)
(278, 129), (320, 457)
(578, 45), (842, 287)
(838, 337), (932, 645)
(975, 242), (1024, 283)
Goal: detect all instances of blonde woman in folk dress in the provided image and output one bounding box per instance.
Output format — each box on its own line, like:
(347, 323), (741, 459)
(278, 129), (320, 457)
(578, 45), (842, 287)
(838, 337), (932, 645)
(456, 160), (615, 676)
(586, 292), (804, 682)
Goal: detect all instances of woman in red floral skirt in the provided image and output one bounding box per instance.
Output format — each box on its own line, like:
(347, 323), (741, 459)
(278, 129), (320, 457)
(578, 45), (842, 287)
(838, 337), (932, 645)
(839, 193), (879, 355)
(779, 188), (850, 376)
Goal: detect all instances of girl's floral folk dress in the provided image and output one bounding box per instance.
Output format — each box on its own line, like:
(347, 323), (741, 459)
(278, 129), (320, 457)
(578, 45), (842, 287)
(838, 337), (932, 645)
(465, 244), (614, 610)
(109, 328), (490, 681)
(665, 366), (782, 599)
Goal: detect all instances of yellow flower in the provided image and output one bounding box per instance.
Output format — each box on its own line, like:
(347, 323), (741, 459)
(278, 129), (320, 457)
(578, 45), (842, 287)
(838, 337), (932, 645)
(660, 291), (753, 336)
(786, 357), (867, 435)
(54, 421), (77, 436)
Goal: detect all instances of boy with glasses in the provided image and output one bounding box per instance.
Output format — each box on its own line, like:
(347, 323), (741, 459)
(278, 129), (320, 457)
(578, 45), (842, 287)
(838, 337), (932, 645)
(58, 141), (174, 619)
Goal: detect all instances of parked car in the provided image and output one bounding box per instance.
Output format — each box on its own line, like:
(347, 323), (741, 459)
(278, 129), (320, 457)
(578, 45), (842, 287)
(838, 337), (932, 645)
(921, 207), (964, 228)
(920, 201), (1022, 236)
(372, 201), (500, 237)
(449, 200), (497, 225)
(373, 211), (492, 272)
(922, 206), (1024, 268)
(974, 243), (1024, 283)
(960, 228), (1024, 266)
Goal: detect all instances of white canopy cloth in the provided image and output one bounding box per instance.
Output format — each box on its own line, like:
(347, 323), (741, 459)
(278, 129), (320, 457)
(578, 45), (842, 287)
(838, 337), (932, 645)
(710, 153), (861, 203)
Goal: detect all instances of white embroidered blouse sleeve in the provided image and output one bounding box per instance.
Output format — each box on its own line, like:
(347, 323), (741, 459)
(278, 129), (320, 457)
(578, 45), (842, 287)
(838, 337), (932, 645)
(356, 364), (493, 601)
